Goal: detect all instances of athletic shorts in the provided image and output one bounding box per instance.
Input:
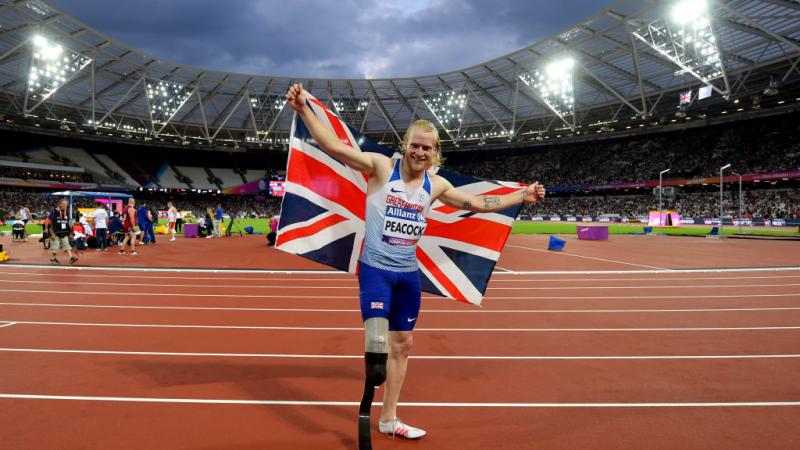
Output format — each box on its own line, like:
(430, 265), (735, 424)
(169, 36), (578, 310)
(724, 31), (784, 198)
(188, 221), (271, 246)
(168, 222), (176, 231)
(358, 262), (421, 331)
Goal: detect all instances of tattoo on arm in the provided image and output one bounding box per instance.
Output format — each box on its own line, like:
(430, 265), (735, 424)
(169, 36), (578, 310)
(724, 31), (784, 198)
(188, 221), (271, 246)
(462, 200), (472, 210)
(482, 196), (501, 210)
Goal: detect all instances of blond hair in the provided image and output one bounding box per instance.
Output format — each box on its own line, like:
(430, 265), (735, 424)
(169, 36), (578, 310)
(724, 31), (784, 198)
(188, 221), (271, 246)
(403, 119), (444, 168)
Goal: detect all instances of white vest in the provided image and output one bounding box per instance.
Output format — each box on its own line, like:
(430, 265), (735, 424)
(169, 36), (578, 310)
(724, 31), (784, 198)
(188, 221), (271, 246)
(360, 159), (433, 272)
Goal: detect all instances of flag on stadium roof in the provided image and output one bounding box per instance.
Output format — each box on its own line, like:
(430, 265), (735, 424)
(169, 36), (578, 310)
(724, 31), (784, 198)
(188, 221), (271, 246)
(698, 85), (713, 100)
(679, 90), (693, 106)
(275, 93), (523, 306)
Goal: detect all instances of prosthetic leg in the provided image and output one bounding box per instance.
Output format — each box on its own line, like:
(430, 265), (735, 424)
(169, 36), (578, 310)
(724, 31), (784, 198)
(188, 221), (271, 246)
(358, 317), (389, 450)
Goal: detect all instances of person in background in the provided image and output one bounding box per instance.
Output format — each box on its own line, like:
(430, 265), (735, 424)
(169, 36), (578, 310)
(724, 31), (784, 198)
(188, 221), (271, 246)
(167, 201), (178, 242)
(120, 198), (138, 256)
(205, 208), (214, 238)
(175, 209), (184, 233)
(213, 202), (223, 238)
(18, 203), (31, 239)
(197, 212), (206, 236)
(269, 215), (278, 233)
(146, 205), (157, 244)
(48, 198), (78, 264)
(108, 210), (123, 247)
(94, 204), (109, 251)
(11, 217), (25, 242)
(267, 215), (279, 246)
(137, 202), (151, 245)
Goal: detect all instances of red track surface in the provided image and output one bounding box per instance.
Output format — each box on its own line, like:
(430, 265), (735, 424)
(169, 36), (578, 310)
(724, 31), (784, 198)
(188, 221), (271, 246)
(1, 234), (799, 449)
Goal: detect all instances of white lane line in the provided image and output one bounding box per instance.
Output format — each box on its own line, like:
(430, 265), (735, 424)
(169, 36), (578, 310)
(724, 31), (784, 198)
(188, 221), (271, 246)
(1, 393), (799, 408)
(1, 263), (799, 276)
(2, 347), (800, 361)
(506, 245), (670, 270)
(0, 322), (16, 329)
(0, 271), (355, 282)
(3, 302), (800, 314)
(494, 267), (800, 275)
(0, 279), (358, 290)
(1, 289), (798, 301)
(4, 320), (800, 332)
(2, 270), (800, 283)
(495, 275), (800, 282)
(1, 278), (798, 291)
(0, 264), (343, 275)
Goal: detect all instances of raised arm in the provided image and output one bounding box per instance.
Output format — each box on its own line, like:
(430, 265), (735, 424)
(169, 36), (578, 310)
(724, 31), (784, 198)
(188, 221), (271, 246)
(286, 83), (380, 175)
(437, 178), (546, 213)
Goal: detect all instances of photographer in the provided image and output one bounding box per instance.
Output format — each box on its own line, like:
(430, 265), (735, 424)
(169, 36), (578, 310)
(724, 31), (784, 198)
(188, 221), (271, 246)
(48, 198), (78, 264)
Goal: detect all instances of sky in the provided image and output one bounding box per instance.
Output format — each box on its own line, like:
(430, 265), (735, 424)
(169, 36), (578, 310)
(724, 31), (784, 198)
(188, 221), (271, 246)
(48, 0), (612, 79)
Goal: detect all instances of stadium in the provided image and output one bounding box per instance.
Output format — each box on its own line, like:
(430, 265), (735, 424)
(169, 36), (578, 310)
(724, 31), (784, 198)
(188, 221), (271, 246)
(0, 0), (799, 448)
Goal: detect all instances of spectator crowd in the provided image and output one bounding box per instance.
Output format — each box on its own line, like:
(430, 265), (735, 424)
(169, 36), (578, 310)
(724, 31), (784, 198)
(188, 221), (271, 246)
(450, 112), (800, 188)
(2, 111), (800, 224)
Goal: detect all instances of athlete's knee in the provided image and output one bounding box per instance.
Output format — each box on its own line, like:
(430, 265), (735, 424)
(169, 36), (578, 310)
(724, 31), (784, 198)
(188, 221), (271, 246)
(390, 332), (413, 357)
(364, 351), (388, 387)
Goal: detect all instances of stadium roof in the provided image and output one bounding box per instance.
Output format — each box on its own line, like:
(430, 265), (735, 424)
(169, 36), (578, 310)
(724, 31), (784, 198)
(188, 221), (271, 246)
(0, 0), (798, 150)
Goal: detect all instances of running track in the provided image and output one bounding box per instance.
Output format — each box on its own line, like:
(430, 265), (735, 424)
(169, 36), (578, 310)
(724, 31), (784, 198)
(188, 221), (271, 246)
(1, 261), (800, 450)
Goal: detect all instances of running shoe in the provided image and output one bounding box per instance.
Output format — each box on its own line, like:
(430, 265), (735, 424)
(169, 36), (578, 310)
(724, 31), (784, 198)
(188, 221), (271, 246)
(50, 257), (60, 265)
(118, 250), (126, 255)
(130, 251), (138, 256)
(378, 418), (426, 439)
(69, 256), (79, 264)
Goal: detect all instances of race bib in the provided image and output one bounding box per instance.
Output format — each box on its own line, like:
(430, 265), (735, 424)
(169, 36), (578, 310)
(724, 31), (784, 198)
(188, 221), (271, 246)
(382, 195), (426, 246)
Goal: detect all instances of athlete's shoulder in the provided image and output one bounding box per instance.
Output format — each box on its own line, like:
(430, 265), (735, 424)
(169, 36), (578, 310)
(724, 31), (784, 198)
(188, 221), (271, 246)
(428, 172), (454, 199)
(367, 154), (395, 181)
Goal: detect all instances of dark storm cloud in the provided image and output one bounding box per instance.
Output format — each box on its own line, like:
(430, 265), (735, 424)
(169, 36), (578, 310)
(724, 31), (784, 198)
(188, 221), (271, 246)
(48, 0), (612, 78)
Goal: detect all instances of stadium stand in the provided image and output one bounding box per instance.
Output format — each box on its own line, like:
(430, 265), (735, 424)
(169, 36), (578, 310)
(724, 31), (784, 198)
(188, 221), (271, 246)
(244, 169), (269, 183)
(155, 164), (189, 190)
(208, 168), (245, 189)
(93, 154), (140, 187)
(175, 166), (218, 191)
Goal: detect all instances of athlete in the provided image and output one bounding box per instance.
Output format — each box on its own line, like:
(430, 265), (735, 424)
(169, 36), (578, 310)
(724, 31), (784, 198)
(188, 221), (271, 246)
(286, 83), (545, 442)
(119, 198), (138, 256)
(167, 201), (178, 242)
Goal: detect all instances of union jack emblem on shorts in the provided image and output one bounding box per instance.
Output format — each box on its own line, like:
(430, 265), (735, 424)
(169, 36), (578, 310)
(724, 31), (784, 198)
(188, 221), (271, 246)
(275, 92), (523, 306)
(370, 302), (384, 310)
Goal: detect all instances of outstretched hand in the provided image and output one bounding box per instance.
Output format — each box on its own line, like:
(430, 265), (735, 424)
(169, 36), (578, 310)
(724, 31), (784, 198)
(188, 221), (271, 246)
(286, 83), (308, 114)
(523, 182), (546, 204)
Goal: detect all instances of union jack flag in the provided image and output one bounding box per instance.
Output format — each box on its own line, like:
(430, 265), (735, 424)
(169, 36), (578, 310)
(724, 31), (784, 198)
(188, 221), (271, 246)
(679, 90), (693, 106)
(275, 94), (523, 306)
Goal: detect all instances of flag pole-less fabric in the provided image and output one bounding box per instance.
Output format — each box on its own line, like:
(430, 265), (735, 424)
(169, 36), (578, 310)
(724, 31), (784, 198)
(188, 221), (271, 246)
(276, 93), (523, 306)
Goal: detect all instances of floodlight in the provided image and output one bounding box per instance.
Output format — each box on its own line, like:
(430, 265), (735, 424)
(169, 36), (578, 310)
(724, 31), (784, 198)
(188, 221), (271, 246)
(671, 0), (707, 26)
(331, 97), (370, 128)
(145, 79), (193, 125)
(249, 93), (288, 143)
(633, 0), (724, 88)
(519, 57), (575, 124)
(27, 34), (92, 104)
(422, 91), (467, 131)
